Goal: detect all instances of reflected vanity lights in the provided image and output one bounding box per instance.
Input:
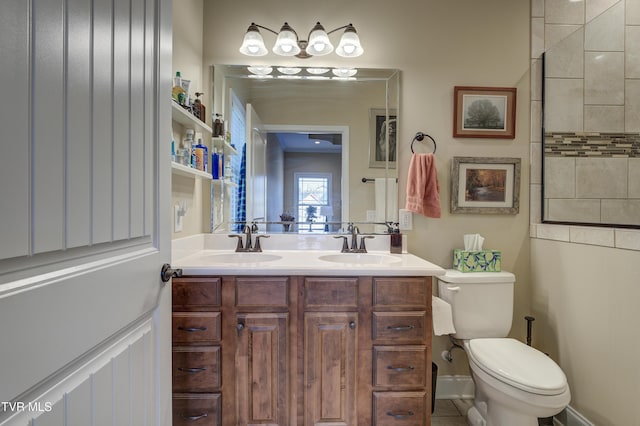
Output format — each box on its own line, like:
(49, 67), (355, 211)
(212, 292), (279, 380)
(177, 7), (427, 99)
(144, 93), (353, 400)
(247, 66), (357, 80)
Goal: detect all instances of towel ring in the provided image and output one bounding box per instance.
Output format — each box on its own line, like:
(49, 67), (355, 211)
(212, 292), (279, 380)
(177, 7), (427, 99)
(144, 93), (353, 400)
(411, 132), (436, 154)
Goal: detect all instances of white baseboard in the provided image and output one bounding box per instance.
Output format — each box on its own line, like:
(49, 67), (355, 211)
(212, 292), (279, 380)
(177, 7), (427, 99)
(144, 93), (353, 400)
(434, 375), (475, 399)
(434, 376), (593, 426)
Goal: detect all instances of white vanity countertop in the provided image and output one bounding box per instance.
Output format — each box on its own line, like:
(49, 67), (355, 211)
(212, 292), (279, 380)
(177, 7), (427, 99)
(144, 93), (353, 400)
(172, 234), (445, 277)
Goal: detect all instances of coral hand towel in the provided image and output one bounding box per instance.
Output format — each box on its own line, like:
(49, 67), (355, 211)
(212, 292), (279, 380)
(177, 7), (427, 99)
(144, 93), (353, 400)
(405, 153), (441, 218)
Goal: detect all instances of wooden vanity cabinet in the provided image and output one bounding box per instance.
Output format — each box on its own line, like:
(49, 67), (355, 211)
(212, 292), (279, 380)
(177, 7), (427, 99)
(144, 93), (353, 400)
(171, 277), (223, 426)
(172, 275), (432, 426)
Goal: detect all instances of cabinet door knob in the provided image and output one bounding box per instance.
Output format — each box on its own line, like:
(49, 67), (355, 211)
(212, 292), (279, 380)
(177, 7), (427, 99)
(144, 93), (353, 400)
(237, 323), (245, 335)
(349, 321), (356, 329)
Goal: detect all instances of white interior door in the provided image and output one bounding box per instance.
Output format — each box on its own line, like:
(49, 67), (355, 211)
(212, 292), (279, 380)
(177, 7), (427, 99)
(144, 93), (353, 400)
(0, 0), (172, 424)
(246, 104), (268, 227)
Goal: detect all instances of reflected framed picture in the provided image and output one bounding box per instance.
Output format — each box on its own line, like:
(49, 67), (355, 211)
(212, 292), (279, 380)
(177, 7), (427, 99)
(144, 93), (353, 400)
(369, 108), (397, 168)
(451, 156), (521, 214)
(453, 86), (516, 138)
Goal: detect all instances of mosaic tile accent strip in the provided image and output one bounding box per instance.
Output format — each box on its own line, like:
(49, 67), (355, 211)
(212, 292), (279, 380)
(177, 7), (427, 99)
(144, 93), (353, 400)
(544, 132), (640, 158)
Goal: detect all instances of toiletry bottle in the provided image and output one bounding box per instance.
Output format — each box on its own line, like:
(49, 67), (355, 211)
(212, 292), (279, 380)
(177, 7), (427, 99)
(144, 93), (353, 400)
(195, 138), (208, 172)
(171, 127), (176, 162)
(213, 114), (224, 137)
(172, 71), (185, 104)
(212, 149), (219, 179)
(182, 129), (195, 168)
(390, 223), (402, 254)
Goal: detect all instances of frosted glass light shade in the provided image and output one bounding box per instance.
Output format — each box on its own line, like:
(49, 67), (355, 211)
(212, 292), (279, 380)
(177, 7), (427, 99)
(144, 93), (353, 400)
(332, 67), (357, 78)
(273, 23), (301, 56)
(336, 27), (363, 58)
(307, 23), (334, 56)
(247, 66), (273, 75)
(239, 28), (268, 56)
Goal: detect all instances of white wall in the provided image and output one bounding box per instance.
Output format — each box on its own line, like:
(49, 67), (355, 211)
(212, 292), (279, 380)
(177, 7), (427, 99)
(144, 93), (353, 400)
(200, 0), (531, 378)
(531, 239), (640, 425)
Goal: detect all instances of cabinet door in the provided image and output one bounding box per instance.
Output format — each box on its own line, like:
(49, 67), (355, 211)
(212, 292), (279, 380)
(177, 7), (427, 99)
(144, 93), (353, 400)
(304, 312), (357, 426)
(236, 313), (289, 426)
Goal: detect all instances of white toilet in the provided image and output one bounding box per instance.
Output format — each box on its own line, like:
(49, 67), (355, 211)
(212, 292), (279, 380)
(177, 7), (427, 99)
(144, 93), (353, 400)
(437, 270), (570, 426)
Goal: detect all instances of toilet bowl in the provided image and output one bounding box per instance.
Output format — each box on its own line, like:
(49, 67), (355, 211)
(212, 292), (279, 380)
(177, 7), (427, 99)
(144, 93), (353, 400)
(437, 270), (570, 426)
(464, 338), (570, 426)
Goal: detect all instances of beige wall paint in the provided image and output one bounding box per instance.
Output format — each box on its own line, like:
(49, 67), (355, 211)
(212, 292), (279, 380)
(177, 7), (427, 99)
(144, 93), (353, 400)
(171, 0), (208, 238)
(531, 239), (640, 425)
(176, 0), (531, 377)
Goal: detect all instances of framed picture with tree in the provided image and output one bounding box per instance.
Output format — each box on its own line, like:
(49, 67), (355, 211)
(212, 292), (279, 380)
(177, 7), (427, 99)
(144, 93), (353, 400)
(453, 86), (516, 138)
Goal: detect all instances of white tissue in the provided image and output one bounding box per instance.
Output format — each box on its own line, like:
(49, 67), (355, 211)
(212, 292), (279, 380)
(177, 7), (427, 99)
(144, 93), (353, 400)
(432, 296), (456, 336)
(464, 233), (485, 251)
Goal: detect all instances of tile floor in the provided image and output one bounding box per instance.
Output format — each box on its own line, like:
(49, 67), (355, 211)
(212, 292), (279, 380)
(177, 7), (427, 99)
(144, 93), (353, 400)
(432, 399), (474, 425)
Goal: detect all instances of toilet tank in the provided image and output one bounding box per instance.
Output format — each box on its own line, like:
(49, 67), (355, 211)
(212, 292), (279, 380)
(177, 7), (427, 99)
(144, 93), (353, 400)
(437, 270), (515, 340)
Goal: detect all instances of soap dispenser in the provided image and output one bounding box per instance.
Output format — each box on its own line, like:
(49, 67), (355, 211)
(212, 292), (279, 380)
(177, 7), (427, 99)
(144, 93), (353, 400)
(390, 223), (402, 254)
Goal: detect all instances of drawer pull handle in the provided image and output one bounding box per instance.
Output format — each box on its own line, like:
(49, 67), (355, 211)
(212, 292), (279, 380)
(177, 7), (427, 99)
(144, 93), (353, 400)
(386, 365), (415, 372)
(181, 412), (208, 421)
(178, 326), (208, 332)
(387, 325), (414, 332)
(177, 367), (207, 373)
(387, 410), (414, 420)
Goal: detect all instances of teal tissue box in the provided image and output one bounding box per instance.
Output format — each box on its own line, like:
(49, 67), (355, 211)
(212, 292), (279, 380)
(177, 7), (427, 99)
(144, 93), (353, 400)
(453, 249), (501, 272)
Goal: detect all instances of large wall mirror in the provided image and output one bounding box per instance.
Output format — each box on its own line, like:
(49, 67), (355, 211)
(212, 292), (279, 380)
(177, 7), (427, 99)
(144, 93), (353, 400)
(212, 65), (399, 234)
(541, 0), (640, 228)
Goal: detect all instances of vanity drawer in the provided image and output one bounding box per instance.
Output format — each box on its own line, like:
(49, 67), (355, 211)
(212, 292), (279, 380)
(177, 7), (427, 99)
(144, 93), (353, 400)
(173, 346), (221, 393)
(172, 312), (221, 345)
(373, 346), (427, 388)
(373, 391), (427, 426)
(172, 277), (221, 311)
(373, 277), (429, 308)
(236, 277), (289, 308)
(372, 311), (427, 342)
(173, 393), (221, 426)
(304, 277), (358, 309)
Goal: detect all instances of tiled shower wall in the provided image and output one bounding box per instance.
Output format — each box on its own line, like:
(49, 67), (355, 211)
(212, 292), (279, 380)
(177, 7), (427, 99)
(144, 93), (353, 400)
(544, 132), (640, 225)
(530, 0), (640, 249)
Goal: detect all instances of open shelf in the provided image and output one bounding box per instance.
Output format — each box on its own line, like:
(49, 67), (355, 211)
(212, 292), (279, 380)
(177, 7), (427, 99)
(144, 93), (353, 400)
(171, 161), (212, 179)
(212, 137), (239, 156)
(171, 102), (212, 135)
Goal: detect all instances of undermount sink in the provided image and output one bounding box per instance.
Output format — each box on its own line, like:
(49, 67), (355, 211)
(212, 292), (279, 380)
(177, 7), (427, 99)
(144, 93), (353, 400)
(318, 253), (402, 265)
(206, 253), (283, 264)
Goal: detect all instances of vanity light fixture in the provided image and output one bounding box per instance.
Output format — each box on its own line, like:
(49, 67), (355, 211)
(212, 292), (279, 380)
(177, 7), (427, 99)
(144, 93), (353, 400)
(306, 67), (330, 75)
(239, 22), (364, 59)
(277, 66), (302, 75)
(331, 68), (357, 78)
(247, 65), (273, 75)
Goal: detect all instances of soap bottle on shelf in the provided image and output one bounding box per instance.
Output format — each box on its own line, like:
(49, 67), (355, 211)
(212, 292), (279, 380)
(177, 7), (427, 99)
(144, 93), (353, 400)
(211, 149), (220, 179)
(172, 71), (186, 105)
(213, 114), (224, 137)
(182, 128), (195, 168)
(390, 223), (402, 254)
(194, 138), (207, 172)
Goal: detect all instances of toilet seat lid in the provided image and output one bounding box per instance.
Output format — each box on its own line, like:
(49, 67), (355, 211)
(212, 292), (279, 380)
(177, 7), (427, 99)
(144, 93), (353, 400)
(467, 338), (568, 396)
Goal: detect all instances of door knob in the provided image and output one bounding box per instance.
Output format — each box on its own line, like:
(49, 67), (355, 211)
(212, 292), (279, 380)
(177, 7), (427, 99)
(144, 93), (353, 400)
(160, 263), (182, 282)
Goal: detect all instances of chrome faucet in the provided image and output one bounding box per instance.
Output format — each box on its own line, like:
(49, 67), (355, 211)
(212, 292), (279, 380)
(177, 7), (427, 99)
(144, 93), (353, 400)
(229, 225), (269, 252)
(334, 225), (374, 253)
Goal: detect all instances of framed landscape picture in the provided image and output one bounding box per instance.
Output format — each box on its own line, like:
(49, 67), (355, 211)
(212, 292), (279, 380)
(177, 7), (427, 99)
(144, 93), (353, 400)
(453, 86), (516, 138)
(451, 156), (521, 214)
